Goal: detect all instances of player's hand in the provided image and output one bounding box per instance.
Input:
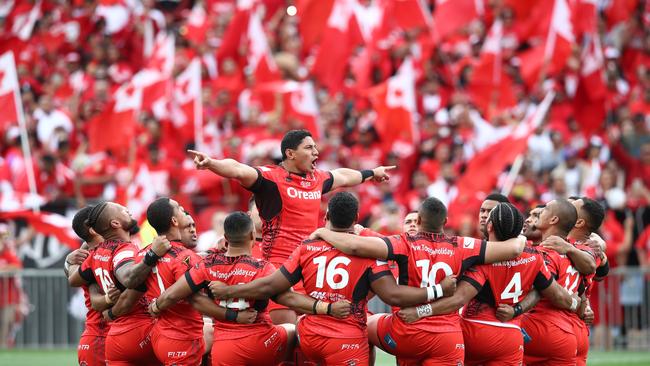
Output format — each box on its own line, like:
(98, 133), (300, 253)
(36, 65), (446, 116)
(235, 309), (258, 324)
(66, 249), (90, 266)
(397, 307), (420, 323)
(208, 281), (229, 299)
(187, 150), (213, 170)
(541, 235), (572, 255)
(588, 233), (607, 258)
(102, 309), (113, 322)
(330, 300), (352, 319)
(581, 305), (594, 325)
(309, 228), (325, 240)
(496, 304), (515, 322)
(106, 285), (121, 304)
(371, 166), (396, 183)
(147, 302), (160, 317)
(151, 235), (171, 257)
(353, 224), (365, 235)
(440, 275), (457, 297)
(571, 293), (582, 314)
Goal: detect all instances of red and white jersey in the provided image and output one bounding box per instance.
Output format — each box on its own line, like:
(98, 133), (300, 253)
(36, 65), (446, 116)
(78, 240), (151, 335)
(185, 252), (276, 340)
(137, 241), (202, 341)
(383, 232), (487, 333)
(461, 246), (554, 328)
(280, 239), (391, 338)
(247, 165), (334, 264)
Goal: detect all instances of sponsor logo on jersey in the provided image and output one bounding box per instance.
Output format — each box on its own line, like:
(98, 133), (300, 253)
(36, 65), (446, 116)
(300, 180), (312, 188)
(264, 330), (279, 348)
(341, 343), (361, 350)
(286, 187), (321, 200)
(462, 237), (475, 249)
(167, 351), (188, 358)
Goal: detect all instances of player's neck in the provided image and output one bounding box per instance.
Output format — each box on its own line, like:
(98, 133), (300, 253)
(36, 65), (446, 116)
(104, 230), (130, 242)
(225, 244), (251, 257)
(541, 227), (568, 241)
(280, 161), (306, 176)
(568, 229), (589, 243)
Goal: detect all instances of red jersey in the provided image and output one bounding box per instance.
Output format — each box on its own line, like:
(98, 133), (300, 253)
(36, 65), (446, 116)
(247, 165), (334, 264)
(384, 232), (487, 333)
(461, 246), (554, 328)
(78, 240), (151, 335)
(185, 252), (276, 340)
(280, 239), (391, 338)
(0, 247), (22, 306)
(81, 283), (110, 337)
(137, 241), (202, 340)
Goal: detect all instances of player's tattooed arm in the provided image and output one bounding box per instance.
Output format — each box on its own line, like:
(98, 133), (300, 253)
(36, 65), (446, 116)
(188, 293), (258, 324)
(210, 270), (293, 300)
(398, 279), (476, 323)
(310, 228), (389, 260)
(484, 236), (526, 264)
(274, 291), (351, 319)
(541, 235), (596, 275)
(102, 289), (144, 321)
(89, 283), (121, 312)
(496, 289), (542, 322)
(116, 236), (171, 289)
(330, 166), (395, 189)
(539, 280), (580, 311)
(187, 150), (258, 188)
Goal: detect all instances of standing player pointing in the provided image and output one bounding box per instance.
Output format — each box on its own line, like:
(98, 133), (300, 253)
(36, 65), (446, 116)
(189, 129), (394, 324)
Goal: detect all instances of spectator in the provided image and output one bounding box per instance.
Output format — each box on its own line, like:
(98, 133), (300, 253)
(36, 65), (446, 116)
(0, 224), (23, 348)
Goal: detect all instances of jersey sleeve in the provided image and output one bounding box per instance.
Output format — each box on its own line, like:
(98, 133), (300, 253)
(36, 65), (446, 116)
(112, 244), (137, 272)
(78, 256), (96, 284)
(247, 167), (281, 221)
(279, 246), (303, 286)
(458, 236), (488, 270)
(172, 250), (198, 281)
(368, 259), (393, 282)
(185, 262), (209, 293)
(320, 170), (334, 194)
(532, 255), (554, 291)
(542, 251), (561, 278)
(460, 265), (487, 292)
(383, 235), (408, 261)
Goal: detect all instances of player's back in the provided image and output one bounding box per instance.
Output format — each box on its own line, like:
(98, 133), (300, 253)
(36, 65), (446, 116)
(186, 251), (275, 339)
(463, 247), (551, 327)
(79, 240), (151, 335)
(384, 232), (487, 332)
(251, 165), (332, 264)
(139, 241), (203, 340)
(284, 239), (388, 338)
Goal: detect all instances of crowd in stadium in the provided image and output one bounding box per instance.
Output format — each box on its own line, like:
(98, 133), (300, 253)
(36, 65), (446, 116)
(0, 0), (648, 363)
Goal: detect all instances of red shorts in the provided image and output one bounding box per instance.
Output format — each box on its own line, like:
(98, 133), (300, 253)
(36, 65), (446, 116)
(297, 323), (368, 366)
(522, 314), (577, 366)
(78, 334), (106, 366)
(211, 325), (288, 366)
(573, 321), (589, 366)
(151, 324), (205, 365)
(461, 319), (523, 366)
(105, 324), (158, 366)
(376, 314), (464, 366)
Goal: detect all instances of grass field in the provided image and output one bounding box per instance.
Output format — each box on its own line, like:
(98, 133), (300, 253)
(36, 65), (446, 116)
(2, 349), (650, 365)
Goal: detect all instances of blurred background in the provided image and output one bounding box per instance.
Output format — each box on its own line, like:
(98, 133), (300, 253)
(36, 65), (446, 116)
(0, 0), (648, 363)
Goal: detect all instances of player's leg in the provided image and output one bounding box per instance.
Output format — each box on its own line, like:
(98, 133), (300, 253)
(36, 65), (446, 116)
(522, 316), (577, 366)
(278, 323), (297, 363)
(574, 322), (589, 366)
(202, 318), (213, 366)
(366, 313), (386, 350)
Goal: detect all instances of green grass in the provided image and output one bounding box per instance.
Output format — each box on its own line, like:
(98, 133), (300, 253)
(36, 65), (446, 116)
(1, 349), (649, 365)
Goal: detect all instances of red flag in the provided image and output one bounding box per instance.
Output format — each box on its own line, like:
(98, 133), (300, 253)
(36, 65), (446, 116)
(284, 81), (322, 139)
(170, 59), (202, 146)
(311, 0), (364, 93)
(573, 35), (607, 136)
(183, 3), (210, 45)
(141, 33), (174, 111)
(0, 52), (19, 134)
(216, 8), (250, 63)
(369, 58), (418, 152)
(573, 0), (598, 37)
(393, 0), (432, 31)
(433, 0), (480, 41)
(519, 0), (574, 89)
(297, 0), (336, 53)
(604, 0), (639, 29)
(0, 210), (79, 249)
(447, 92), (555, 228)
(246, 9), (281, 83)
(4, 0), (41, 41)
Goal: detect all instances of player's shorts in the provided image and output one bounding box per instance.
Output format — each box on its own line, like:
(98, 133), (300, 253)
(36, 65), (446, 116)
(461, 319), (523, 366)
(211, 325), (288, 366)
(573, 321), (589, 366)
(151, 324), (205, 365)
(522, 314), (577, 366)
(297, 322), (368, 366)
(78, 334), (106, 366)
(105, 323), (158, 366)
(376, 313), (464, 366)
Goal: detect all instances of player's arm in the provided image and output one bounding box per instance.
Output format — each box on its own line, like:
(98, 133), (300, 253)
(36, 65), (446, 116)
(398, 280), (478, 323)
(483, 235), (527, 264)
(273, 291), (351, 318)
(115, 236), (171, 289)
(496, 289), (541, 322)
(540, 235), (596, 275)
(539, 280), (580, 311)
(89, 283), (121, 312)
(209, 269), (293, 300)
(330, 166), (395, 189)
(63, 247), (89, 277)
(151, 272), (196, 314)
(310, 228), (389, 259)
(187, 150), (258, 188)
(68, 265), (89, 287)
(102, 289), (144, 320)
(371, 274), (453, 307)
(188, 293), (258, 324)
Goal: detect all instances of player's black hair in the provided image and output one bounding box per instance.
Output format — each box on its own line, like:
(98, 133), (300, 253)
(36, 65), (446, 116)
(85, 201), (110, 236)
(281, 129), (312, 160)
(484, 193), (510, 203)
(72, 206), (95, 242)
(327, 192), (359, 229)
(489, 203), (524, 241)
(579, 197), (605, 233)
(419, 197), (447, 232)
(553, 199), (578, 235)
(223, 211), (253, 246)
(147, 198), (175, 234)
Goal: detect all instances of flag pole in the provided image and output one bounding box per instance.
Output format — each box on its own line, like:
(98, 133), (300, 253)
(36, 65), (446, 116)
(193, 60), (204, 151)
(9, 51), (39, 213)
(500, 154), (524, 196)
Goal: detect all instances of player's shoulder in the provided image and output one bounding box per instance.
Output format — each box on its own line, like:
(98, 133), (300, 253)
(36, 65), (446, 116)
(202, 251), (268, 270)
(410, 232), (462, 247)
(98, 239), (129, 253)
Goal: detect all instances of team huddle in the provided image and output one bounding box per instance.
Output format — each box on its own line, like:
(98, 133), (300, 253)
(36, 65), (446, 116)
(63, 130), (609, 365)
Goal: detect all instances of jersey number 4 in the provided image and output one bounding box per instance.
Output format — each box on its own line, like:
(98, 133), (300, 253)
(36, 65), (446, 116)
(501, 272), (523, 303)
(313, 256), (350, 289)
